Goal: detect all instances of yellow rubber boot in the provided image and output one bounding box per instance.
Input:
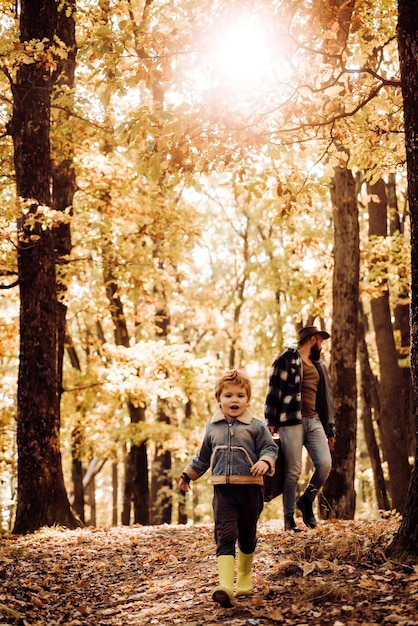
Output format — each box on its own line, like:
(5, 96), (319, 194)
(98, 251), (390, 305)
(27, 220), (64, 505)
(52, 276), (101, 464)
(212, 555), (235, 607)
(236, 549), (254, 596)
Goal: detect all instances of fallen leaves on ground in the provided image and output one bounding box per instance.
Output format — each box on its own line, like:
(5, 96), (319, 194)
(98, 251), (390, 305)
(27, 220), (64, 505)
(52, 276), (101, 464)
(1, 518), (417, 625)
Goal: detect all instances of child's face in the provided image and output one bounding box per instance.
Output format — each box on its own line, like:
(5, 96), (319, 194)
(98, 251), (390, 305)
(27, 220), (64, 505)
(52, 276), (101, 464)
(218, 382), (249, 420)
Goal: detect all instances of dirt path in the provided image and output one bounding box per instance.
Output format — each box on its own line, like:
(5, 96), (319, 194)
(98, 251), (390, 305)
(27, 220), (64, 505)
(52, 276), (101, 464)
(1, 518), (417, 625)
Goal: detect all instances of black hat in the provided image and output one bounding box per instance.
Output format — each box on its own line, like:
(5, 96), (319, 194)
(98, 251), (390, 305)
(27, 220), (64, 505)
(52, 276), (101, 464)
(299, 325), (330, 342)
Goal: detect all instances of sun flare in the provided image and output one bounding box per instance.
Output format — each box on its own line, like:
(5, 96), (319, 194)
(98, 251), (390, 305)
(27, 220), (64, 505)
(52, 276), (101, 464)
(208, 13), (281, 90)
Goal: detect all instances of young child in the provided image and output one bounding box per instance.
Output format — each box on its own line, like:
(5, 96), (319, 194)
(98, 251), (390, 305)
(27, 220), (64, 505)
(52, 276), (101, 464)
(179, 369), (278, 607)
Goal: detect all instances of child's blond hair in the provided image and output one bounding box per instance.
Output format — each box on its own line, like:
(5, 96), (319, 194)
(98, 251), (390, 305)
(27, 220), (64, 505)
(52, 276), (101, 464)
(215, 369), (252, 401)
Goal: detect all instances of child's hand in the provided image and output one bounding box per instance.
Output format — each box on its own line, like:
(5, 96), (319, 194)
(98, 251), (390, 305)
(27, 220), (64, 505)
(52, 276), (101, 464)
(250, 459), (270, 476)
(179, 475), (191, 492)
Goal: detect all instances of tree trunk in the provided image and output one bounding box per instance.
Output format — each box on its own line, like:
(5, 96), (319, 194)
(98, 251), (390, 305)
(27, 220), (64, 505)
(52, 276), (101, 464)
(104, 265), (150, 525)
(64, 331), (86, 523)
(53, 0), (76, 416)
(85, 473), (96, 526)
(120, 414), (150, 526)
(122, 443), (133, 525)
(367, 180), (411, 512)
(358, 303), (390, 511)
(112, 451), (118, 526)
(151, 401), (172, 525)
(131, 434), (150, 525)
(387, 0), (418, 559)
(71, 422), (86, 524)
(322, 166), (359, 519)
(178, 399), (192, 524)
(11, 0), (78, 533)
(387, 173), (402, 234)
(388, 175), (415, 457)
(150, 285), (173, 525)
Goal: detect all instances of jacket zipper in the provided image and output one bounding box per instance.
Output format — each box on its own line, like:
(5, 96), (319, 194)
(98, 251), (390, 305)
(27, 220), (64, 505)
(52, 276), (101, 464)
(226, 420), (235, 483)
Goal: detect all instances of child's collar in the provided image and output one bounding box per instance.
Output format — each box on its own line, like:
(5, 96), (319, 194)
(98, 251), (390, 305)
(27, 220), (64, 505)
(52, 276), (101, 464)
(211, 408), (253, 424)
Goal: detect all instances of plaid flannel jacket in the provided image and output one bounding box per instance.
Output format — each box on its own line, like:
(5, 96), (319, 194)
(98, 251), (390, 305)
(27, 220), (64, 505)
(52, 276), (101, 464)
(264, 346), (335, 437)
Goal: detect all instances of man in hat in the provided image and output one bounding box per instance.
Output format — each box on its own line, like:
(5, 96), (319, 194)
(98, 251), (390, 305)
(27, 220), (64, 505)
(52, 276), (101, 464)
(264, 325), (335, 531)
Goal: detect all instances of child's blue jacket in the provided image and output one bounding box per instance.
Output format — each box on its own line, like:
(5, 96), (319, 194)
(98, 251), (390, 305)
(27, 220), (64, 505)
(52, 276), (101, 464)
(184, 408), (278, 486)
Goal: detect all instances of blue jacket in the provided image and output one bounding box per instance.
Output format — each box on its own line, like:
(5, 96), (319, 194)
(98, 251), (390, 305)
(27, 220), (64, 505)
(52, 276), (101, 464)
(185, 408), (278, 485)
(264, 346), (335, 437)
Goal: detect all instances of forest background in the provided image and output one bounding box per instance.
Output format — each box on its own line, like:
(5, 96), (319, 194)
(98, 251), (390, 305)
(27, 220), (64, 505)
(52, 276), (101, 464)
(0, 0), (417, 557)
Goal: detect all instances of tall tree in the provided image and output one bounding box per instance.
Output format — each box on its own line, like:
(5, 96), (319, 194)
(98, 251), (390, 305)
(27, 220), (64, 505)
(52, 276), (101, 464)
(387, 0), (418, 558)
(323, 166), (359, 519)
(9, 0), (78, 533)
(387, 173), (415, 456)
(366, 179), (411, 511)
(357, 303), (390, 511)
(306, 0), (359, 522)
(106, 269), (149, 526)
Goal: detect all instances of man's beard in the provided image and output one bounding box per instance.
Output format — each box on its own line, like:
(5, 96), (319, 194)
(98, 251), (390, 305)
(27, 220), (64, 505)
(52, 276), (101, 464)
(310, 345), (321, 361)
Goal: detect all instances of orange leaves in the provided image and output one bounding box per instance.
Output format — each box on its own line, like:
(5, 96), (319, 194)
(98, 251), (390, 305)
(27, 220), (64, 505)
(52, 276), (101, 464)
(0, 519), (413, 625)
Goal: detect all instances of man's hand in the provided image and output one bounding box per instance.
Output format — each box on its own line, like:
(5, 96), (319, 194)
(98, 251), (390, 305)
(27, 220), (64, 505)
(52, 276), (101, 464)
(328, 436), (335, 451)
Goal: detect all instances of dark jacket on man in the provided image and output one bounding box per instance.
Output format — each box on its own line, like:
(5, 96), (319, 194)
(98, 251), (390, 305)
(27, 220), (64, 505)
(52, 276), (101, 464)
(264, 346), (335, 438)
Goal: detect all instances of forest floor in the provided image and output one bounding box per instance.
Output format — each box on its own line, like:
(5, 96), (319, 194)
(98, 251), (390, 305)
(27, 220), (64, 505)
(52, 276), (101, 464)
(0, 517), (417, 626)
